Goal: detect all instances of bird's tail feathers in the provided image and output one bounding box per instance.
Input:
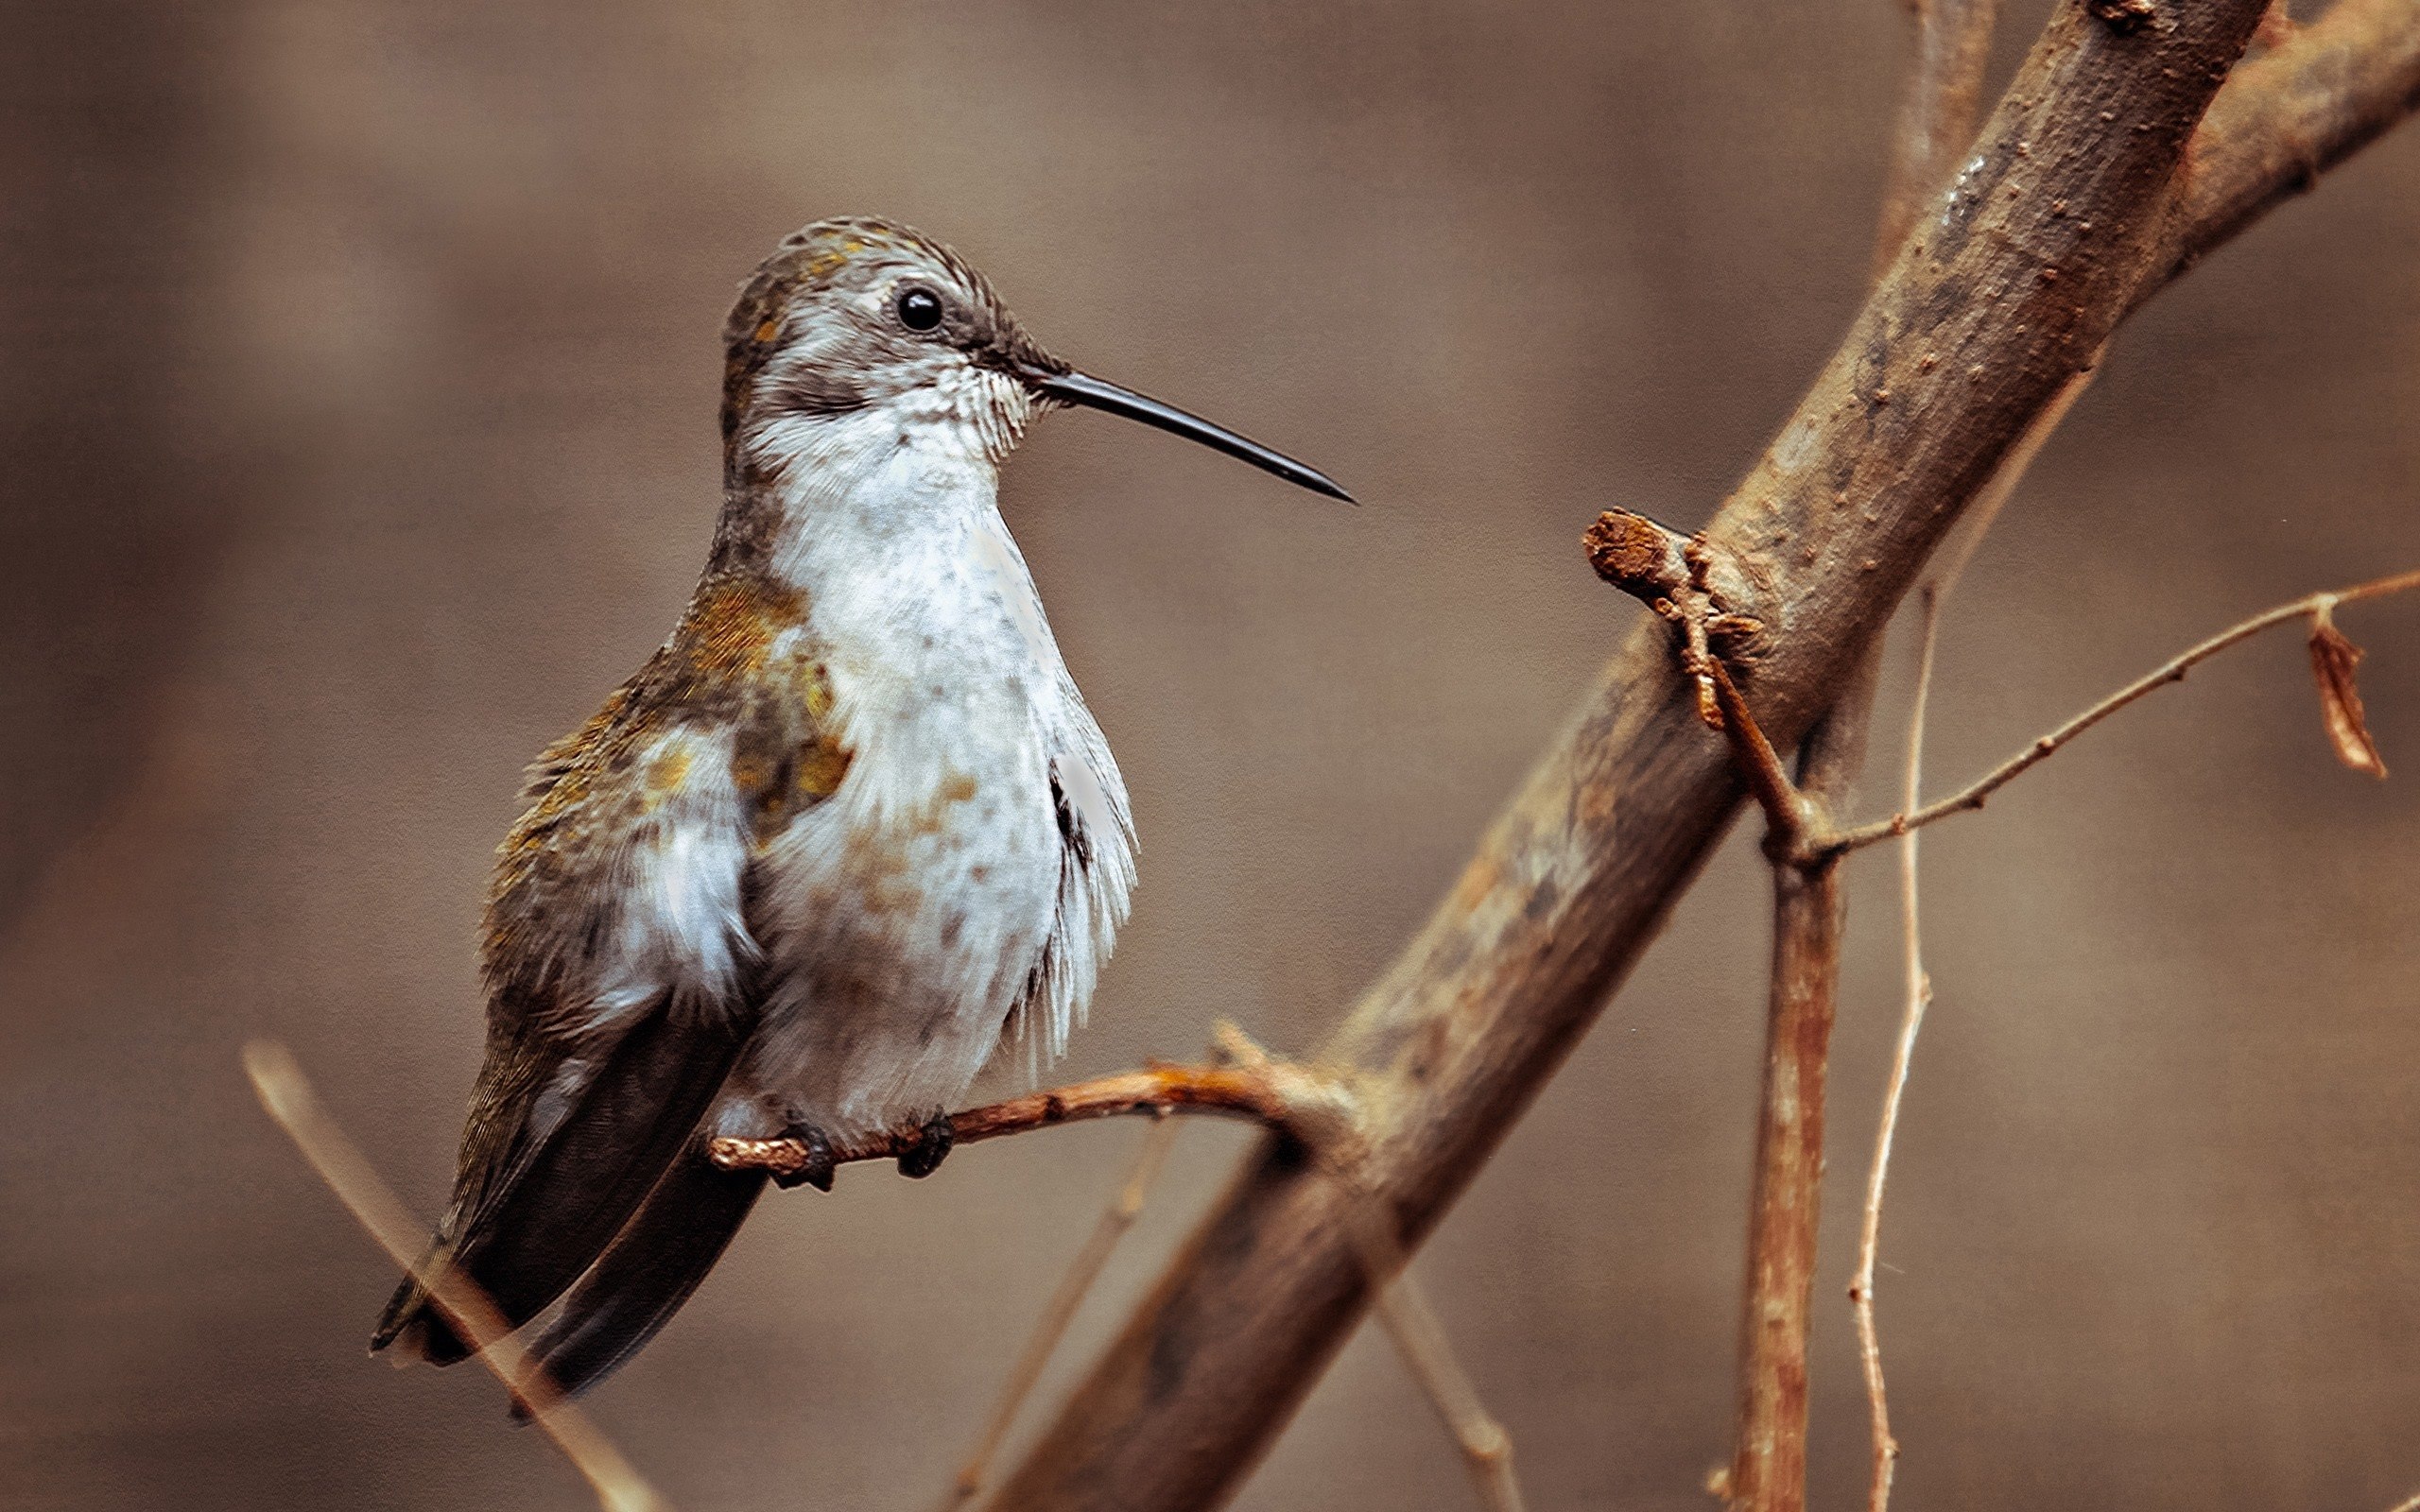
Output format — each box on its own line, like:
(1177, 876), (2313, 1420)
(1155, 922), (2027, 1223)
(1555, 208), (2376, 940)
(371, 1003), (747, 1366)
(514, 1138), (768, 1407)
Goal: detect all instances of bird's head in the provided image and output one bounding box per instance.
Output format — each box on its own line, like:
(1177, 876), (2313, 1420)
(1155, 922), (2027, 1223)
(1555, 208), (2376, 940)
(720, 217), (1350, 501)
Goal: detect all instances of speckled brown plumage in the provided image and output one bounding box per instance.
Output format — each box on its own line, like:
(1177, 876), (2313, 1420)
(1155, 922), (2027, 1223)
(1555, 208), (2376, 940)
(372, 214), (1338, 1401)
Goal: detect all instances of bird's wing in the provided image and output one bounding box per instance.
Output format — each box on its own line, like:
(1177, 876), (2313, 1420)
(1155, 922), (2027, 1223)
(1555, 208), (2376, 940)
(374, 585), (839, 1365)
(506, 644), (863, 1397)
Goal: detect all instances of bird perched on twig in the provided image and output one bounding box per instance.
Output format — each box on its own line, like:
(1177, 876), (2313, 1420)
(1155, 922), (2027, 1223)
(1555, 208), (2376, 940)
(371, 217), (1349, 1401)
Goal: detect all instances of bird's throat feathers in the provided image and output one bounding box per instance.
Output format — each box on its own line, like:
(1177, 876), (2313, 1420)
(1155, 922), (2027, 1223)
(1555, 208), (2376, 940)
(704, 387), (1073, 769)
(713, 370), (1034, 576)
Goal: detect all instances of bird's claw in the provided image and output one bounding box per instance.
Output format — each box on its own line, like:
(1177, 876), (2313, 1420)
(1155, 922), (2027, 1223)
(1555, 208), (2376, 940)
(896, 1109), (954, 1179)
(771, 1122), (837, 1192)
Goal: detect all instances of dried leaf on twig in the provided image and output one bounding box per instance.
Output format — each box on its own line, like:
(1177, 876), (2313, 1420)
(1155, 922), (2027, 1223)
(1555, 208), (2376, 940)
(2308, 605), (2389, 779)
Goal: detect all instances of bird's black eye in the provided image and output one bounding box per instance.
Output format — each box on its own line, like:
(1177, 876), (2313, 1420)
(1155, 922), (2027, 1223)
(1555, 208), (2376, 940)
(896, 286), (944, 332)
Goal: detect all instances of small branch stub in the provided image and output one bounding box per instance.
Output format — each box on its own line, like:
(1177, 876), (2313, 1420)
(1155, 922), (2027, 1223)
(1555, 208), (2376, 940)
(1585, 508), (1771, 732)
(1582, 509), (1695, 603)
(1583, 510), (1770, 651)
(1587, 508), (1835, 864)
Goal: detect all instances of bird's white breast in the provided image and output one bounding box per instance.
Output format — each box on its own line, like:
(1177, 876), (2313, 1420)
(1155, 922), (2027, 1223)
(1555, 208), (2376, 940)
(729, 407), (1133, 1135)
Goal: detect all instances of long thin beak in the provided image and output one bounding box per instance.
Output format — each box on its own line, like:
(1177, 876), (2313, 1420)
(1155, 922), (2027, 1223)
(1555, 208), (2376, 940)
(1018, 365), (1355, 503)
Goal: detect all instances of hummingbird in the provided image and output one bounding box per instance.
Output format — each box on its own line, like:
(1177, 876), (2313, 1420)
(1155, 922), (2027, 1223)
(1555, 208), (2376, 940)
(370, 216), (1349, 1401)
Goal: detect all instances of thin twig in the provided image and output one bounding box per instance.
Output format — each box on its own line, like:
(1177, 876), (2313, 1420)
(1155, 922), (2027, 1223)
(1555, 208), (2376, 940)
(1931, 361), (2100, 605)
(1724, 3), (2000, 1500)
(709, 1062), (1320, 1182)
(241, 1042), (667, 1512)
(1703, 658), (1819, 857)
(1369, 1265), (1526, 1512)
(934, 1112), (1184, 1512)
(1871, 0), (2002, 279)
(1847, 585), (1936, 1512)
(1337, 1174), (1527, 1512)
(2382, 1489), (2420, 1512)
(1845, 363), (2095, 1512)
(1827, 564), (2420, 855)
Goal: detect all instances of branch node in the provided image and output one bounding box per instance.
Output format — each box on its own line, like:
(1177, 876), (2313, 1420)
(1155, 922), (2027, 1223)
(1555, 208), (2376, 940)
(1584, 509), (1771, 646)
(989, 2), (2420, 1496)
(1589, 509), (1810, 821)
(1582, 508), (1691, 600)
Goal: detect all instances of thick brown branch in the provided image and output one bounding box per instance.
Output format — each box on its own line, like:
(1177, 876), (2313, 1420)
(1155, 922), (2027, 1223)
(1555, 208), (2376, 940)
(1825, 565), (2420, 854)
(1727, 855), (1843, 1511)
(708, 1063), (1318, 1181)
(2150, 0), (2420, 296)
(990, 7), (2414, 1507)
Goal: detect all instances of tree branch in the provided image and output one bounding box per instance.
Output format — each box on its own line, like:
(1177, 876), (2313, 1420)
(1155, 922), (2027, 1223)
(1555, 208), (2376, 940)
(987, 7), (2419, 1508)
(1724, 2), (1996, 1497)
(244, 1042), (666, 1512)
(707, 1061), (1334, 1182)
(1705, 659), (1821, 857)
(1825, 565), (2420, 854)
(1848, 580), (1939, 1512)
(1837, 352), (2096, 1512)
(858, 1038), (1532, 1512)
(1720, 653), (1872, 1512)
(935, 1115), (1183, 1512)
(1872, 0), (2002, 280)
(1343, 1189), (1530, 1512)
(2150, 0), (2420, 297)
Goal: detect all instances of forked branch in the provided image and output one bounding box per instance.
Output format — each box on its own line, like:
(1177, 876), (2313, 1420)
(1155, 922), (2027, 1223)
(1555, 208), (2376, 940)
(987, 6), (2420, 1505)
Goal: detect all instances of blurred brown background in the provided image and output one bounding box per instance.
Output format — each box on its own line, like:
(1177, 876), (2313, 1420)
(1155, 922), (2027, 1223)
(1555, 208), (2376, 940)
(4, 2), (2416, 1508)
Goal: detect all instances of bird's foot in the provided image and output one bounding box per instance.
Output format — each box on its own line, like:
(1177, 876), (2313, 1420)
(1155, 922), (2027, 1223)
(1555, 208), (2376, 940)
(896, 1109), (955, 1179)
(770, 1121), (837, 1192)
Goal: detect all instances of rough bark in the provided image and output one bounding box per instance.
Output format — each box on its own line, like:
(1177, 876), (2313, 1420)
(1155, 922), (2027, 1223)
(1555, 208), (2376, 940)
(986, 4), (2420, 1508)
